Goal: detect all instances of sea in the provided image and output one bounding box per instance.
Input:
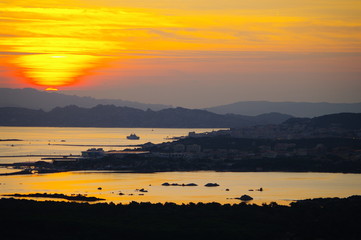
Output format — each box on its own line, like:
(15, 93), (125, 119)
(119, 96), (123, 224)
(0, 127), (360, 205)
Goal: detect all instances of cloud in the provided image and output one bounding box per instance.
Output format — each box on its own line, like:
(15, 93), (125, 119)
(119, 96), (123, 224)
(283, 23), (361, 35)
(145, 29), (199, 41)
(0, 51), (39, 55)
(95, 49), (361, 60)
(234, 30), (277, 43)
(0, 34), (18, 37)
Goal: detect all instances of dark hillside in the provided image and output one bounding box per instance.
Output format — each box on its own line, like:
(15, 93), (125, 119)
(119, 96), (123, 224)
(283, 113), (361, 130)
(0, 105), (291, 128)
(0, 88), (171, 111)
(0, 196), (360, 240)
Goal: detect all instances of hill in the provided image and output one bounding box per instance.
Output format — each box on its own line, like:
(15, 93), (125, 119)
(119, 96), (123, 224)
(0, 196), (360, 240)
(0, 88), (171, 111)
(283, 112), (361, 130)
(205, 101), (361, 117)
(0, 105), (292, 128)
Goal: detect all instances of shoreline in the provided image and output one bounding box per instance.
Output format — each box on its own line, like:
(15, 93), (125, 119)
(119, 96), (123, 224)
(1, 167), (361, 176)
(2, 194), (359, 206)
(2, 193), (105, 202)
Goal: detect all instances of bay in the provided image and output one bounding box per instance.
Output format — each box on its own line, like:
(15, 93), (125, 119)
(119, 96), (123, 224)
(0, 127), (360, 205)
(0, 126), (220, 164)
(0, 171), (360, 205)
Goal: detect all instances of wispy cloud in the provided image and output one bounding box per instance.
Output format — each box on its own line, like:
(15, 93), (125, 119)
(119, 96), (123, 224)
(0, 51), (39, 55)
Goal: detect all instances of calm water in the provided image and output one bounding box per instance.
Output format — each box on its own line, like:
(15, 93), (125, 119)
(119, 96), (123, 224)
(0, 127), (360, 205)
(0, 127), (220, 164)
(1, 171), (360, 205)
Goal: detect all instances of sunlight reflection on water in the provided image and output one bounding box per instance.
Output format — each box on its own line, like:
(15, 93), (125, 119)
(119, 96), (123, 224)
(0, 127), (221, 163)
(1, 171), (360, 205)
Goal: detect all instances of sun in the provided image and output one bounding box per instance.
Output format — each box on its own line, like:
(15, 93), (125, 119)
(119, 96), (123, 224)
(11, 54), (103, 88)
(45, 87), (59, 91)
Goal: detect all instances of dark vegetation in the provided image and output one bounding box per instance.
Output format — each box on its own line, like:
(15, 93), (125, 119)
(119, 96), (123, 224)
(96, 154), (361, 173)
(0, 105), (291, 128)
(0, 196), (360, 240)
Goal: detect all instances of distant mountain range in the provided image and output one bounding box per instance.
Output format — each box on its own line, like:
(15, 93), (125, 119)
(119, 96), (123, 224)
(0, 88), (171, 111)
(0, 105), (292, 128)
(1, 88), (360, 118)
(205, 101), (361, 117)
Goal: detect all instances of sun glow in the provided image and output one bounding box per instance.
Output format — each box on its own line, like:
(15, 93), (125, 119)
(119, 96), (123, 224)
(0, 5), (173, 88)
(11, 54), (105, 87)
(45, 87), (59, 91)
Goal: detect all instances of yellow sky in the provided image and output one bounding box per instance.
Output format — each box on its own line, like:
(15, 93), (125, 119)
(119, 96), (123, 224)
(0, 0), (360, 104)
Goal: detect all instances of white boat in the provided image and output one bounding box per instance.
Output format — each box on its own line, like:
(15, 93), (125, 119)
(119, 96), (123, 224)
(126, 133), (140, 140)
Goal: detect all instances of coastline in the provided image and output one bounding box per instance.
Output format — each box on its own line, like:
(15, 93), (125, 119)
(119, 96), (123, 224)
(1, 168), (361, 177)
(2, 193), (105, 202)
(1, 165), (361, 177)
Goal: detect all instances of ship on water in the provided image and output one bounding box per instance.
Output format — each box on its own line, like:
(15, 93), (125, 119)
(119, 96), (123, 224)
(126, 133), (140, 140)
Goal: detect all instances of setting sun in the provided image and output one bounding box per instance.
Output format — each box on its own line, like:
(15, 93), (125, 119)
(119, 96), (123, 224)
(45, 87), (59, 91)
(11, 54), (105, 87)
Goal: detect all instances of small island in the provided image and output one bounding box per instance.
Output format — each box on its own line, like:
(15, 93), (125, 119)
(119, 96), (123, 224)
(237, 194), (254, 201)
(162, 182), (198, 186)
(0, 139), (23, 141)
(204, 183), (220, 187)
(3, 193), (105, 202)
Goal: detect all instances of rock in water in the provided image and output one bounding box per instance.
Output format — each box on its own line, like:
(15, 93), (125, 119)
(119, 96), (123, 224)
(239, 194), (253, 201)
(204, 183), (220, 187)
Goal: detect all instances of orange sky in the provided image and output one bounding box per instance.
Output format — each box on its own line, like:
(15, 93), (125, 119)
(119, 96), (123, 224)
(1, 0), (361, 107)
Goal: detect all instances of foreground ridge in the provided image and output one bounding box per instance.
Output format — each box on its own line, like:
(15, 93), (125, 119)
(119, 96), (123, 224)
(1, 196), (360, 240)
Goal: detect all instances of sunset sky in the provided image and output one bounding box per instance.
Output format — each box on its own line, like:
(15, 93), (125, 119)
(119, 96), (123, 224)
(1, 0), (360, 108)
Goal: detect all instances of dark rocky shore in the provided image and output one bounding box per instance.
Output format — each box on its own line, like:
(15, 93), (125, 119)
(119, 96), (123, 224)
(3, 193), (105, 202)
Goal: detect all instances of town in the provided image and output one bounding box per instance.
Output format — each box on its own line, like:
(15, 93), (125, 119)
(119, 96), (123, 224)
(3, 116), (361, 175)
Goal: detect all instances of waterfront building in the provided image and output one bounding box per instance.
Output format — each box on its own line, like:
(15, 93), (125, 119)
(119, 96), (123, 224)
(81, 148), (105, 158)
